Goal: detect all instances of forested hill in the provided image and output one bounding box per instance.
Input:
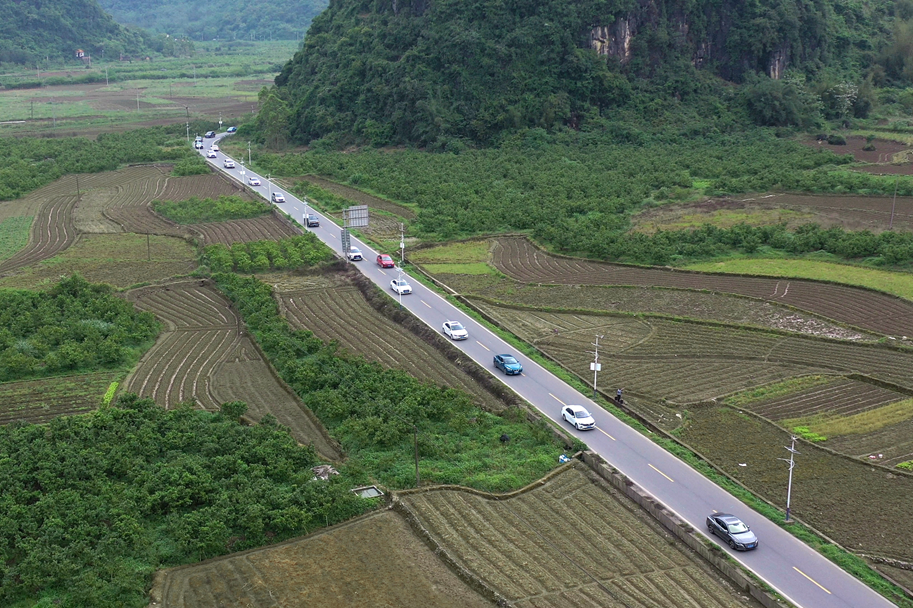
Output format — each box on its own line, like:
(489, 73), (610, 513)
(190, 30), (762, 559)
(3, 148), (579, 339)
(0, 0), (152, 65)
(98, 0), (328, 42)
(273, 0), (904, 148)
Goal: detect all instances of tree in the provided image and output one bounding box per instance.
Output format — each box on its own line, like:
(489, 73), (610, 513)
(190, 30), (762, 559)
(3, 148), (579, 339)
(220, 400), (248, 422)
(257, 88), (291, 150)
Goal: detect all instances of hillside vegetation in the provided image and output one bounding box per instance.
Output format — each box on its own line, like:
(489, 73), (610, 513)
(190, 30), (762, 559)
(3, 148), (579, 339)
(271, 0), (904, 147)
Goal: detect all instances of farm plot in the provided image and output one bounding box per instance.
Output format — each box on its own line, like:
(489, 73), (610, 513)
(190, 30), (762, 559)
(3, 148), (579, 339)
(189, 214), (299, 245)
(681, 405), (913, 561)
(124, 280), (341, 459)
(0, 194), (78, 275)
(155, 510), (493, 608)
(749, 377), (906, 421)
(300, 175), (416, 219)
(0, 233), (196, 290)
(73, 165), (173, 234)
(0, 371), (120, 425)
(277, 276), (505, 412)
(401, 466), (760, 608)
(491, 237), (913, 338)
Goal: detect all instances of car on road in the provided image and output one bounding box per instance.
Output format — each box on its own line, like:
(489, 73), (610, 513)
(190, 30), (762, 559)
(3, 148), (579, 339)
(226, 126), (237, 133)
(347, 246), (363, 261)
(223, 159), (235, 168)
(206, 150), (217, 158)
(248, 176), (261, 186)
(442, 321), (468, 340)
(377, 254), (395, 268)
(271, 192), (286, 203)
(706, 513), (758, 551)
(195, 135), (203, 142)
(561, 405), (595, 430)
(306, 214), (320, 227)
(204, 131), (216, 138)
(494, 354), (522, 375)
(390, 278), (412, 295)
(194, 141), (204, 149)
(211, 143), (220, 151)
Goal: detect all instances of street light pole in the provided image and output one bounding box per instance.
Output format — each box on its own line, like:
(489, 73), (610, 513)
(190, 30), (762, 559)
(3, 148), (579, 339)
(239, 161), (246, 188)
(589, 335), (604, 399)
(248, 141), (251, 166)
(303, 196), (309, 229)
(778, 437), (801, 522)
(397, 268), (404, 309)
(267, 173), (272, 202)
(400, 223), (405, 264)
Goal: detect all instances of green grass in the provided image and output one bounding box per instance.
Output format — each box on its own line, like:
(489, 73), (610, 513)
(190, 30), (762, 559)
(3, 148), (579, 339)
(411, 240), (491, 264)
(684, 258), (913, 300)
(152, 195), (270, 224)
(782, 398), (913, 438)
(723, 375), (834, 409)
(0, 216), (33, 261)
(421, 262), (499, 275)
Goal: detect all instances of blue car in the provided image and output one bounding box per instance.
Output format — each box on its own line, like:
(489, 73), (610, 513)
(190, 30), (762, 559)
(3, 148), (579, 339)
(226, 126), (237, 133)
(494, 354), (522, 375)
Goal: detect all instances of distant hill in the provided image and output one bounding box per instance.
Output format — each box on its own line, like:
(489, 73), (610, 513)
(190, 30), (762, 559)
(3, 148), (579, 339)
(273, 0), (899, 147)
(0, 0), (152, 65)
(97, 0), (328, 41)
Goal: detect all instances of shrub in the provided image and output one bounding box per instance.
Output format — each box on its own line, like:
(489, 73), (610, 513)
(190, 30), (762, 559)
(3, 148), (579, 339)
(827, 134), (847, 145)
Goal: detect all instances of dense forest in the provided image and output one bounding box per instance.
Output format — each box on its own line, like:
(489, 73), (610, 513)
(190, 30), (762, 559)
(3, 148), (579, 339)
(98, 0), (327, 42)
(0, 0), (172, 65)
(270, 0), (909, 147)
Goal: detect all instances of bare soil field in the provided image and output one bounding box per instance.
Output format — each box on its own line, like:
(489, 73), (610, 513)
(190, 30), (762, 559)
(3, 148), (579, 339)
(0, 371), (121, 425)
(123, 280), (342, 459)
(491, 237), (913, 337)
(439, 272), (873, 341)
(155, 467), (761, 608)
(190, 214), (299, 245)
(800, 135), (911, 166)
(681, 405), (913, 561)
(0, 194), (78, 275)
(0, 233), (196, 289)
(400, 465), (760, 608)
(632, 192), (913, 233)
(154, 510), (494, 608)
(273, 272), (505, 413)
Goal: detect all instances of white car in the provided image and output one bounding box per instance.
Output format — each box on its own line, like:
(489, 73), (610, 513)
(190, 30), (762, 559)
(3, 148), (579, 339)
(271, 192), (286, 203)
(211, 144), (220, 151)
(248, 176), (261, 186)
(347, 246), (363, 261)
(206, 150), (217, 158)
(194, 141), (203, 149)
(391, 279), (412, 295)
(223, 159), (235, 168)
(442, 321), (468, 340)
(561, 405), (595, 430)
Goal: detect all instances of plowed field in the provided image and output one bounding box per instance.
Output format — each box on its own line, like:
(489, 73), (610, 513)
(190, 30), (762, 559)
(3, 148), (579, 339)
(124, 280), (341, 459)
(275, 273), (504, 412)
(492, 237), (913, 337)
(0, 372), (120, 425)
(190, 214), (299, 245)
(0, 194), (78, 275)
(401, 466), (759, 608)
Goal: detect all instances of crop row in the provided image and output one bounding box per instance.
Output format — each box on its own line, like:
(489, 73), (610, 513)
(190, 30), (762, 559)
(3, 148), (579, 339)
(164, 556), (278, 608)
(826, 418), (913, 466)
(493, 238), (913, 338)
(158, 173), (244, 203)
(104, 167), (171, 209)
(751, 378), (905, 420)
(403, 468), (747, 607)
(0, 194), (78, 274)
(192, 215), (297, 245)
(105, 205), (186, 237)
(0, 372), (119, 425)
(128, 281), (239, 329)
(280, 285), (503, 411)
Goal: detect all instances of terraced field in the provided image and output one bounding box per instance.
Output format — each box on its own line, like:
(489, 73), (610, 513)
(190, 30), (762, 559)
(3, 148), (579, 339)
(124, 280), (341, 459)
(275, 274), (505, 412)
(491, 237), (913, 338)
(401, 466), (758, 608)
(0, 372), (121, 425)
(190, 214), (299, 245)
(0, 194), (79, 275)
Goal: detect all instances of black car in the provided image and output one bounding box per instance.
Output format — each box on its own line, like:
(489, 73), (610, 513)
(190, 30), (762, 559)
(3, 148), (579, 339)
(706, 513), (759, 551)
(204, 131), (216, 138)
(306, 214), (320, 227)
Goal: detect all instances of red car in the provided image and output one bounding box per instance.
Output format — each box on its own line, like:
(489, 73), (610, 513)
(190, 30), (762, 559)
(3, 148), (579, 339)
(377, 254), (395, 268)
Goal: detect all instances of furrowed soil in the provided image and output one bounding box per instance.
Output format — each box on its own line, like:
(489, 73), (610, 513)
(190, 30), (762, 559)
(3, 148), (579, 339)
(271, 271), (505, 413)
(154, 510), (494, 608)
(400, 465), (761, 608)
(123, 279), (342, 460)
(680, 405), (913, 561)
(0, 372), (121, 424)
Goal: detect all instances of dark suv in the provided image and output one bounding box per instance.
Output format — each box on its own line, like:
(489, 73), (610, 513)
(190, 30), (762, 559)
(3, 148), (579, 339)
(204, 131), (216, 138)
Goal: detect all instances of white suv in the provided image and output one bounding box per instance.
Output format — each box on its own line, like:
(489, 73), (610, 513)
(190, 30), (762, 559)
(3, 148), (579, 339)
(271, 192), (286, 203)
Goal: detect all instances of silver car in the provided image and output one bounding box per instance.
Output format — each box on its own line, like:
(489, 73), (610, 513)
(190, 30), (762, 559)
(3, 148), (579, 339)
(442, 321), (468, 340)
(706, 513), (759, 550)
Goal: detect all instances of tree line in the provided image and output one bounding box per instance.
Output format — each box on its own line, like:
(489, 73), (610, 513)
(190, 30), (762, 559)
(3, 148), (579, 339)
(203, 235), (335, 273)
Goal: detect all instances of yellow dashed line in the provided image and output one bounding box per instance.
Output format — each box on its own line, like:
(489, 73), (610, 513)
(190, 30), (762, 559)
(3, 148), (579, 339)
(793, 567), (831, 594)
(476, 341), (490, 351)
(549, 393), (566, 406)
(649, 464), (674, 482)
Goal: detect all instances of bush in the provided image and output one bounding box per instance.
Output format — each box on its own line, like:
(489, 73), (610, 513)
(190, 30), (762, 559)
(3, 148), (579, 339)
(827, 134), (847, 145)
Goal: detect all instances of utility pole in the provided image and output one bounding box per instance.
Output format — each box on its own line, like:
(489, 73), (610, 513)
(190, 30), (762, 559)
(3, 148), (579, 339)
(400, 223), (405, 264)
(136, 90), (140, 112)
(105, 67), (108, 86)
(890, 176), (899, 230)
(248, 141), (252, 165)
(414, 425), (420, 487)
(589, 335), (604, 399)
(185, 122), (190, 142)
(778, 437), (800, 522)
(303, 196), (309, 228)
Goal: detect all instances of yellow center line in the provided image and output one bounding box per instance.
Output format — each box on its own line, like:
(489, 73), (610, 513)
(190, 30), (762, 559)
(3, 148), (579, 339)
(549, 393), (566, 406)
(420, 300), (432, 308)
(793, 567), (831, 594)
(476, 341), (490, 351)
(597, 427), (615, 441)
(649, 464), (674, 482)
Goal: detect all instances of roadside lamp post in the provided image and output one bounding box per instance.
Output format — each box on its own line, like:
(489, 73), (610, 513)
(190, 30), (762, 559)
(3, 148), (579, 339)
(267, 174), (272, 202)
(396, 268), (404, 309)
(248, 141), (252, 166)
(303, 196), (309, 229)
(589, 335), (604, 399)
(778, 437), (800, 522)
(239, 161), (245, 186)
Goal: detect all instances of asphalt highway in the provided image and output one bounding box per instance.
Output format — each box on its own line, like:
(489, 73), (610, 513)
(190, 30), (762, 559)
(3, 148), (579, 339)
(201, 134), (895, 608)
